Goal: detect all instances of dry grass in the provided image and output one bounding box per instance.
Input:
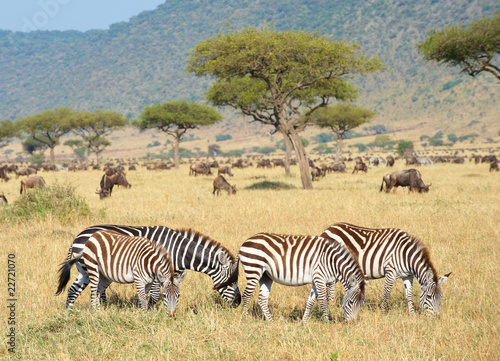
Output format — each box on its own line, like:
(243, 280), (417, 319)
(1, 160), (499, 360)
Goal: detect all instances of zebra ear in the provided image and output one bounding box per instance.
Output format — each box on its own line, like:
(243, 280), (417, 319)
(218, 250), (230, 266)
(173, 270), (187, 286)
(348, 275), (357, 288)
(438, 272), (451, 286)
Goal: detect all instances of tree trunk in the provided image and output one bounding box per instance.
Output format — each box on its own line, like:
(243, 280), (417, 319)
(282, 132), (292, 176)
(174, 135), (180, 169)
(285, 127), (312, 189)
(49, 146), (55, 165)
(336, 137), (342, 163)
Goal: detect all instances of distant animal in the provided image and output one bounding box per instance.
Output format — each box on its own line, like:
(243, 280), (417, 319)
(271, 159), (285, 168)
(218, 166), (234, 177)
(238, 233), (366, 322)
(490, 160), (499, 172)
(352, 162), (368, 174)
(20, 176), (47, 194)
(0, 166), (9, 182)
(56, 230), (184, 315)
(213, 175), (236, 196)
(15, 167), (37, 178)
(416, 157), (434, 166)
(96, 172), (131, 199)
(311, 166), (323, 181)
(0, 193), (7, 204)
(62, 225), (241, 309)
(386, 155), (395, 167)
(321, 223), (451, 315)
(329, 162), (346, 173)
(190, 163), (212, 176)
(385, 168), (431, 193)
(256, 159), (272, 168)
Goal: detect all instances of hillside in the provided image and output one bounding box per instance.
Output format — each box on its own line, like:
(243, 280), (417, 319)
(0, 0), (499, 140)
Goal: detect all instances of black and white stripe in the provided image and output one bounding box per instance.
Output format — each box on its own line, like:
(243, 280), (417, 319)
(321, 222), (451, 314)
(63, 225), (240, 308)
(238, 233), (365, 321)
(56, 230), (184, 315)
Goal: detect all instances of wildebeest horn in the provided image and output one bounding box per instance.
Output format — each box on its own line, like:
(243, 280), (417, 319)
(428, 183), (432, 187)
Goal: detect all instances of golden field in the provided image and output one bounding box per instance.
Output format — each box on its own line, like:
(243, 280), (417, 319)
(1, 158), (499, 360)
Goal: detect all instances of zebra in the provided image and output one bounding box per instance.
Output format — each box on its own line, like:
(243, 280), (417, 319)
(56, 230), (185, 315)
(238, 233), (366, 322)
(62, 225), (241, 309)
(321, 222), (451, 315)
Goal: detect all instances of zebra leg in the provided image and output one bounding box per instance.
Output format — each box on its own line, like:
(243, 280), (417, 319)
(134, 278), (148, 312)
(65, 263), (90, 308)
(327, 282), (336, 303)
(381, 271), (397, 312)
(303, 285), (318, 322)
(146, 280), (161, 309)
(403, 276), (415, 315)
(87, 266), (101, 310)
(97, 279), (112, 308)
(241, 274), (262, 312)
(314, 279), (329, 322)
(257, 274), (274, 321)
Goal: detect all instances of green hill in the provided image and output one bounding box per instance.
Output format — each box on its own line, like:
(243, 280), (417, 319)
(0, 0), (498, 137)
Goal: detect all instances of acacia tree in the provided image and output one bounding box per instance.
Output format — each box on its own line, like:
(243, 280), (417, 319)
(418, 13), (500, 80)
(72, 110), (128, 166)
(135, 100), (222, 169)
(309, 103), (375, 162)
(187, 26), (383, 189)
(0, 119), (19, 150)
(18, 107), (76, 164)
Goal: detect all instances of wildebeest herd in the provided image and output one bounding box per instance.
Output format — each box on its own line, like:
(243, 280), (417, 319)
(1, 150), (497, 321)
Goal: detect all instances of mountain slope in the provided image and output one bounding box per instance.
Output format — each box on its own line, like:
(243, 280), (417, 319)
(0, 0), (498, 136)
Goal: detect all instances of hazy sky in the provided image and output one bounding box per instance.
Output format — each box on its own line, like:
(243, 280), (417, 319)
(0, 0), (166, 32)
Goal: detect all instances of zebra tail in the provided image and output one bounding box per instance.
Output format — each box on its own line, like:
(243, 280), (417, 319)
(380, 179), (385, 192)
(55, 252), (83, 296)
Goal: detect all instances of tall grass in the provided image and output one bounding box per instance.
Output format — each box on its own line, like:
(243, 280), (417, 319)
(1, 160), (499, 360)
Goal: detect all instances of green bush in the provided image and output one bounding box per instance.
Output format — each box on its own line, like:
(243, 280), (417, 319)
(1, 183), (92, 223)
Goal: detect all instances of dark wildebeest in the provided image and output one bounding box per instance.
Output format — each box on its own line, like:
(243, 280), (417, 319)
(271, 159), (285, 168)
(352, 162), (368, 174)
(15, 167), (37, 178)
(213, 175), (237, 196)
(490, 160), (499, 172)
(386, 169), (431, 193)
(256, 159), (272, 168)
(0, 193), (7, 204)
(96, 173), (131, 199)
(0, 166), (10, 182)
(190, 163), (212, 176)
(218, 166), (234, 177)
(20, 176), (47, 194)
(311, 166), (323, 181)
(330, 162), (346, 173)
(386, 155), (395, 167)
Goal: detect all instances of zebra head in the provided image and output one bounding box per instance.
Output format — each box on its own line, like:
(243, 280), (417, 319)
(342, 275), (366, 321)
(212, 251), (241, 306)
(159, 270), (186, 317)
(420, 271), (451, 314)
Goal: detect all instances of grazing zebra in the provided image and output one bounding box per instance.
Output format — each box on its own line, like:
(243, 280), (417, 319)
(56, 230), (184, 315)
(238, 233), (366, 322)
(321, 222), (451, 315)
(62, 225), (240, 309)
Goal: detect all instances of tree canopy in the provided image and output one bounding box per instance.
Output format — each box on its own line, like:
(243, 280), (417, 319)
(17, 107), (76, 164)
(136, 100), (222, 168)
(309, 103), (375, 162)
(418, 13), (500, 80)
(187, 26), (384, 188)
(0, 119), (19, 149)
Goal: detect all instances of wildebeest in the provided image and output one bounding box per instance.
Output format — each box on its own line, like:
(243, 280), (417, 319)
(96, 172), (132, 199)
(190, 163), (212, 176)
(311, 166), (323, 181)
(0, 166), (10, 182)
(490, 160), (499, 172)
(0, 193), (7, 204)
(325, 162), (346, 173)
(352, 162), (368, 174)
(20, 176), (47, 194)
(218, 166), (234, 177)
(256, 159), (272, 168)
(386, 155), (395, 167)
(15, 167), (37, 178)
(213, 175), (236, 196)
(385, 169), (431, 193)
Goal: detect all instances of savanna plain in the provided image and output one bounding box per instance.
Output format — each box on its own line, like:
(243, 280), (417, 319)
(1, 159), (498, 360)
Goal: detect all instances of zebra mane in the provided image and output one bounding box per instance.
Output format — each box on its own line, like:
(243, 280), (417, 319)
(175, 228), (237, 264)
(411, 235), (438, 283)
(151, 239), (174, 282)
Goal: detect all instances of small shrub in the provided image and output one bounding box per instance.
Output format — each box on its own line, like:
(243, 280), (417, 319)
(245, 181), (296, 190)
(0, 183), (92, 223)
